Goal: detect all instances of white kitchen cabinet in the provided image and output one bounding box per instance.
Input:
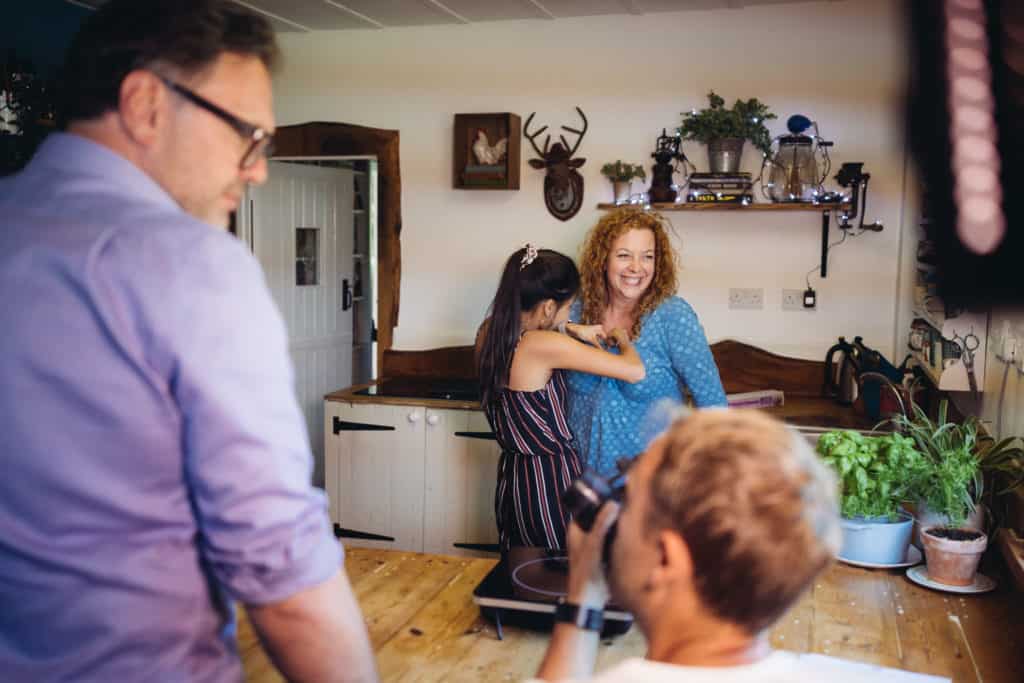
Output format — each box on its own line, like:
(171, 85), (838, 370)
(423, 409), (500, 556)
(324, 402), (426, 551)
(324, 400), (499, 556)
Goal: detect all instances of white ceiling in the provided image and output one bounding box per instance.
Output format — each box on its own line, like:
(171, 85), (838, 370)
(69, 0), (842, 33)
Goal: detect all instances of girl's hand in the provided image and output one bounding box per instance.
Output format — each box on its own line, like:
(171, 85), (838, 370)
(607, 328), (631, 349)
(568, 324), (607, 348)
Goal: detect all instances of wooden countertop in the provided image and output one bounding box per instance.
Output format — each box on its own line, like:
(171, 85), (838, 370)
(238, 547), (1024, 682)
(325, 382), (480, 411)
(326, 383), (879, 432)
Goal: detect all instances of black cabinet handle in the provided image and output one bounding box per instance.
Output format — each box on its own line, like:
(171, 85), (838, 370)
(453, 542), (500, 553)
(333, 524), (395, 542)
(333, 416), (395, 434)
(454, 431), (496, 440)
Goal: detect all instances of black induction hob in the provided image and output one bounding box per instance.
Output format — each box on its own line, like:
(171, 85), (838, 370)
(354, 378), (480, 402)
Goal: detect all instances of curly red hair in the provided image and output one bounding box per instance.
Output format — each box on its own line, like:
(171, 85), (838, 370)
(578, 208), (678, 338)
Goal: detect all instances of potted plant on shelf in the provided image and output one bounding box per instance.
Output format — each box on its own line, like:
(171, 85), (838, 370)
(892, 399), (1024, 586)
(600, 160), (646, 204)
(678, 91), (776, 173)
(816, 430), (926, 565)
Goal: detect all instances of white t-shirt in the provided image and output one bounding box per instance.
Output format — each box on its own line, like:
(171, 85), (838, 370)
(524, 651), (949, 683)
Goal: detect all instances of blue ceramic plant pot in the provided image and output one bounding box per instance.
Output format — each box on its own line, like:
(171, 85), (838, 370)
(839, 511), (914, 565)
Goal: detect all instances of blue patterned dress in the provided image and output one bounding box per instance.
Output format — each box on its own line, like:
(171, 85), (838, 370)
(566, 297), (727, 475)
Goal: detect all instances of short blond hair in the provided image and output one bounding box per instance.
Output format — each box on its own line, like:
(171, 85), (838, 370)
(647, 410), (841, 634)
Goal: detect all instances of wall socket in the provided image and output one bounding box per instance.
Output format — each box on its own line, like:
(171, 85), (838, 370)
(728, 287), (764, 310)
(782, 288), (808, 311)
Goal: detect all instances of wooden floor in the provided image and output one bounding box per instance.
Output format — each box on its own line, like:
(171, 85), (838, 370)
(237, 548), (1024, 682)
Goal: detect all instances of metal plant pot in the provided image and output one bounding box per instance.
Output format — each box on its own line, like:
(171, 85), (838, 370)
(612, 180), (632, 204)
(707, 137), (745, 173)
(839, 512), (914, 565)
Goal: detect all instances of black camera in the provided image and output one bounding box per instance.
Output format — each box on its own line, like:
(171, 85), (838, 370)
(562, 461), (629, 560)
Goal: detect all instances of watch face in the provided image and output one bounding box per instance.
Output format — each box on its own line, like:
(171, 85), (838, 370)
(554, 600), (605, 631)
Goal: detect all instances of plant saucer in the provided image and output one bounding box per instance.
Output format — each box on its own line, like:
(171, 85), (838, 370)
(838, 545), (923, 570)
(905, 565), (997, 594)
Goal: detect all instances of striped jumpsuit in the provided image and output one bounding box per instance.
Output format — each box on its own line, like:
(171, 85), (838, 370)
(484, 370), (583, 552)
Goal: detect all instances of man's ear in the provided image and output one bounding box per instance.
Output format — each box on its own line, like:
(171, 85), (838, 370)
(651, 529), (693, 590)
(118, 70), (165, 147)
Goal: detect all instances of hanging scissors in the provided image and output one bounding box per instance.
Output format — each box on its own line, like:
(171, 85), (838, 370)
(951, 330), (980, 396)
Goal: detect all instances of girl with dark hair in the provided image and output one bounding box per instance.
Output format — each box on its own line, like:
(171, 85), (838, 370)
(476, 244), (645, 562)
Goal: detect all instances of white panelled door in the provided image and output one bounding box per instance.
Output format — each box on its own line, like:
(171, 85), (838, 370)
(245, 161), (354, 486)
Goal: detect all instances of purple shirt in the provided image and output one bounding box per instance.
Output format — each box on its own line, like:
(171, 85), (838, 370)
(0, 134), (342, 681)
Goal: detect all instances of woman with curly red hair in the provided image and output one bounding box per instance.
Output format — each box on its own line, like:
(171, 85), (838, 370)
(567, 208), (727, 475)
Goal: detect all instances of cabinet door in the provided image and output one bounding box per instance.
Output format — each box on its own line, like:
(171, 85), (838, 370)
(325, 402), (426, 551)
(423, 409), (500, 557)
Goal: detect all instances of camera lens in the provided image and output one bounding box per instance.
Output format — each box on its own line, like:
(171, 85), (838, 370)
(562, 469), (611, 532)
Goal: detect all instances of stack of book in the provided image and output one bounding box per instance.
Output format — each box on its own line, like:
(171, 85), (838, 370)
(686, 172), (754, 204)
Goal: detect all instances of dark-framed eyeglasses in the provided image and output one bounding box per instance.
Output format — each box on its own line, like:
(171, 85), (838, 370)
(157, 75), (275, 170)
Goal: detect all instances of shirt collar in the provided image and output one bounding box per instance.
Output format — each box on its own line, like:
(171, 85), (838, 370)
(29, 132), (181, 212)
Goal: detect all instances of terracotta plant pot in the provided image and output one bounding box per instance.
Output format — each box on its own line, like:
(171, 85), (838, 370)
(920, 526), (988, 586)
(910, 500), (985, 550)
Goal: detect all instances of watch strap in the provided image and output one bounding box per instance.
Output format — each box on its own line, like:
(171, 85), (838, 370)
(553, 600), (605, 631)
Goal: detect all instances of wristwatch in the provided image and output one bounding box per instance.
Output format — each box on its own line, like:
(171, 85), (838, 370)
(553, 598), (605, 631)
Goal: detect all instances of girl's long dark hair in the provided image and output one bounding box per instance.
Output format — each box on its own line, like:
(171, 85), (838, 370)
(478, 247), (580, 405)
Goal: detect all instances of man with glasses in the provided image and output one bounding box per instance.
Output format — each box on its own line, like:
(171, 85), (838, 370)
(0, 1), (378, 681)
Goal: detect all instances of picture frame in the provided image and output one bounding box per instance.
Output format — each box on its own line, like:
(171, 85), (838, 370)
(453, 113), (521, 190)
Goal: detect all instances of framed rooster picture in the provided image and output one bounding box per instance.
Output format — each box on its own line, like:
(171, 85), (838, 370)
(453, 113), (521, 190)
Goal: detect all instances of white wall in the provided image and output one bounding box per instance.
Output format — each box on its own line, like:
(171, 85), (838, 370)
(977, 308), (1024, 440)
(273, 0), (909, 361)
(938, 308), (1024, 442)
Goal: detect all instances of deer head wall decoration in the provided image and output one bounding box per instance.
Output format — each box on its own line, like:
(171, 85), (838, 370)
(524, 107), (588, 221)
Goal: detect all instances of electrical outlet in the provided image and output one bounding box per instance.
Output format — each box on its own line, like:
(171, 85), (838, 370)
(781, 289), (807, 311)
(729, 288), (764, 310)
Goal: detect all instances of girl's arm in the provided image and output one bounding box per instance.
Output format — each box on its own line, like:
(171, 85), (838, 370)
(523, 328), (645, 383)
(562, 322), (606, 347)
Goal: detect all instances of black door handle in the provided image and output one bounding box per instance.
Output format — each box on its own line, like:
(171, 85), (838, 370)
(342, 278), (352, 311)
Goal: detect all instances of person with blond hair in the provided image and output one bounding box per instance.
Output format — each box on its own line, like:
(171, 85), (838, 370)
(566, 208), (727, 476)
(529, 409), (946, 682)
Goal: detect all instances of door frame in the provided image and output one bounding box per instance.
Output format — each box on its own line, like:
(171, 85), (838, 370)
(273, 123), (401, 378)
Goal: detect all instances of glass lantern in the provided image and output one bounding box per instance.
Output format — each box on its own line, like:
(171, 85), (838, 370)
(761, 115), (832, 203)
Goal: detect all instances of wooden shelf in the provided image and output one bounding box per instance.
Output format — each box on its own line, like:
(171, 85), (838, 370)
(596, 202), (852, 211)
(911, 307), (946, 331)
(597, 201), (852, 280)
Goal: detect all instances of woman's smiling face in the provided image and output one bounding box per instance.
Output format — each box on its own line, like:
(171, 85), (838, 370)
(606, 228), (656, 303)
